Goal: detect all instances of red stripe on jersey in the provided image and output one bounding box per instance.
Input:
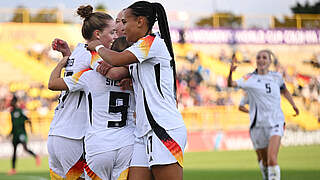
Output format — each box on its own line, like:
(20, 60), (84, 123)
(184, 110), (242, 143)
(72, 68), (91, 83)
(65, 157), (85, 179)
(138, 35), (155, 58)
(143, 92), (184, 167)
(161, 137), (184, 167)
(84, 164), (102, 180)
(90, 50), (100, 67)
(243, 74), (252, 81)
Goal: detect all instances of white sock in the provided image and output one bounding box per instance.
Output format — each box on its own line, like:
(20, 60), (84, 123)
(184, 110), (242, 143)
(259, 160), (268, 180)
(268, 165), (280, 180)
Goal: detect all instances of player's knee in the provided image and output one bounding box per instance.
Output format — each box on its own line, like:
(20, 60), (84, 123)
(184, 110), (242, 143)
(268, 156), (278, 166)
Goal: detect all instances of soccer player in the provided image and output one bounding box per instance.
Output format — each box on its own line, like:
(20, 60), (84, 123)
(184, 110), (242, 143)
(228, 49), (299, 180)
(115, 9), (125, 37)
(49, 5), (135, 180)
(7, 96), (40, 175)
(48, 5), (120, 179)
(87, 1), (187, 180)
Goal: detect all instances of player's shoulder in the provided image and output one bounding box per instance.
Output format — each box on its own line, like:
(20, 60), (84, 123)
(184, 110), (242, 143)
(71, 43), (90, 56)
(242, 70), (257, 80)
(268, 71), (283, 79)
(67, 43), (92, 69)
(135, 34), (157, 47)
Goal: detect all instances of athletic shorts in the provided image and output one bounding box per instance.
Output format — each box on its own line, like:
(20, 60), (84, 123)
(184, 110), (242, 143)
(84, 145), (133, 180)
(130, 126), (187, 168)
(250, 123), (285, 150)
(47, 135), (85, 179)
(12, 134), (28, 145)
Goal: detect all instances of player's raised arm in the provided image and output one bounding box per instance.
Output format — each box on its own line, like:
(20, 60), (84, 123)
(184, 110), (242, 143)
(227, 60), (238, 87)
(52, 38), (71, 57)
(88, 40), (138, 66)
(48, 56), (69, 91)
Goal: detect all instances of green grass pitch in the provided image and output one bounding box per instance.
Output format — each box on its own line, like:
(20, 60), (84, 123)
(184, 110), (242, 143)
(0, 145), (319, 180)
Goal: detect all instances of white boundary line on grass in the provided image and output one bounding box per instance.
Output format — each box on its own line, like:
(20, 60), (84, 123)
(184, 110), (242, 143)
(8, 175), (48, 180)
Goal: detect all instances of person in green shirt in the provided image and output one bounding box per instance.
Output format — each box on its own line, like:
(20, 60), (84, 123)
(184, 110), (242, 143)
(7, 96), (41, 175)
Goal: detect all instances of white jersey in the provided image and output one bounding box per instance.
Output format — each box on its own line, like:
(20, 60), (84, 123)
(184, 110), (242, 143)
(49, 43), (100, 139)
(64, 69), (135, 156)
(236, 71), (285, 127)
(239, 94), (249, 106)
(127, 34), (185, 137)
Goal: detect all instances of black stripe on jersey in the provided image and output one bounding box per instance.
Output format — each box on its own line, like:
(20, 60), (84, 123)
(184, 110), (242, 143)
(170, 60), (177, 100)
(154, 63), (164, 98)
(129, 65), (134, 82)
(250, 105), (257, 129)
(61, 91), (69, 103)
(88, 93), (93, 125)
(143, 91), (171, 142)
(77, 91), (84, 109)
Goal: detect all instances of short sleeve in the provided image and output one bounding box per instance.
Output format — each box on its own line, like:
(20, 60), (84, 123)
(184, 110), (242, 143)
(126, 35), (156, 63)
(236, 78), (245, 88)
(63, 68), (91, 92)
(89, 51), (101, 69)
(236, 73), (252, 89)
(239, 95), (249, 106)
(67, 44), (93, 70)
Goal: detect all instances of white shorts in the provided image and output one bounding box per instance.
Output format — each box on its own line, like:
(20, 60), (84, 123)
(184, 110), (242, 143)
(250, 123), (285, 150)
(130, 126), (187, 168)
(47, 135), (85, 179)
(84, 145), (133, 180)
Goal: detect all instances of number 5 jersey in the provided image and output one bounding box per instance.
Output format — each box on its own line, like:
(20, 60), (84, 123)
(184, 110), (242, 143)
(236, 71), (286, 128)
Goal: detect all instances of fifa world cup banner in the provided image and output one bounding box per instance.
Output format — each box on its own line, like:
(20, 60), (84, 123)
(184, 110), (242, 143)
(170, 29), (320, 45)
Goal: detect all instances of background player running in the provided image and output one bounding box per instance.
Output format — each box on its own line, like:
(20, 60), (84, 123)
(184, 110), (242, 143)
(7, 95), (41, 175)
(228, 49), (299, 180)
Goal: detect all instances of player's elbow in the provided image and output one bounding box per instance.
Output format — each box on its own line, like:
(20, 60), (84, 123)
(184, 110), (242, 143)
(48, 81), (61, 91)
(48, 81), (55, 91)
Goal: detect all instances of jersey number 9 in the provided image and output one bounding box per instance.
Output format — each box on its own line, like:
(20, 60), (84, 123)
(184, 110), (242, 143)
(108, 91), (130, 128)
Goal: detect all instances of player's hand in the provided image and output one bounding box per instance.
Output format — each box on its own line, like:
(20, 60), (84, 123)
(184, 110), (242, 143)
(293, 106), (299, 116)
(96, 61), (112, 76)
(57, 56), (69, 68)
(52, 38), (71, 57)
(119, 78), (133, 91)
(230, 54), (238, 72)
(230, 61), (237, 72)
(87, 40), (102, 51)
